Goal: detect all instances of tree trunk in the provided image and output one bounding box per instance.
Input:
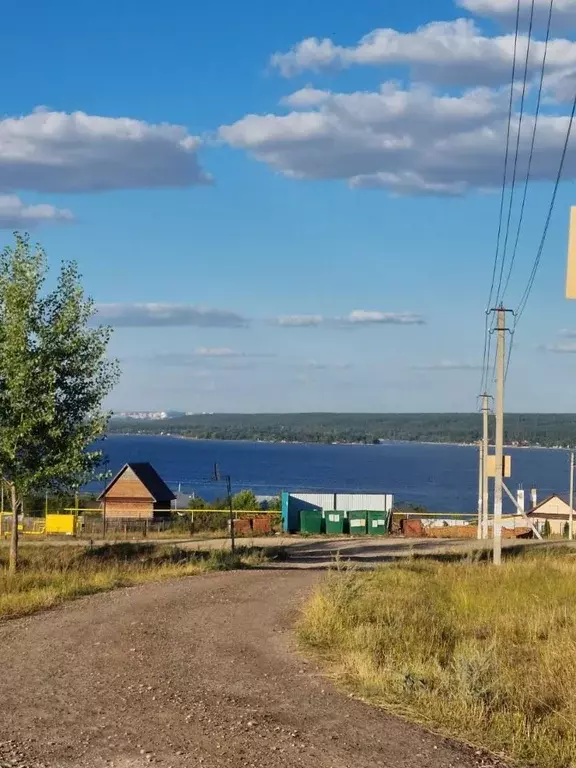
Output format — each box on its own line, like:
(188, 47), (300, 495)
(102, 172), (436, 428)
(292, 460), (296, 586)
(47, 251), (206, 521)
(9, 484), (18, 574)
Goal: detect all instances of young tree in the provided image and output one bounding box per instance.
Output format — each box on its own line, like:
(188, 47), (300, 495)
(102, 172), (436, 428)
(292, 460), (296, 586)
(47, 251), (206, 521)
(0, 234), (119, 572)
(232, 489), (258, 510)
(265, 495), (282, 511)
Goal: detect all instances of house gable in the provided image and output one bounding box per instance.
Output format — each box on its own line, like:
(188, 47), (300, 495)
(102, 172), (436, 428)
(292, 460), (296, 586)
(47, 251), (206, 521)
(527, 494), (572, 519)
(98, 463), (175, 503)
(99, 465), (154, 501)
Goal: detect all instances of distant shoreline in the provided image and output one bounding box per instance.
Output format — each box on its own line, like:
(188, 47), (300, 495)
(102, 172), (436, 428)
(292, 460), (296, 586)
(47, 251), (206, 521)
(105, 432), (569, 451)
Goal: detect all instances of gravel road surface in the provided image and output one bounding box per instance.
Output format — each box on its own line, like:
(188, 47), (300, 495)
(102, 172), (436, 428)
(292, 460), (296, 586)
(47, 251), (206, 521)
(0, 569), (504, 768)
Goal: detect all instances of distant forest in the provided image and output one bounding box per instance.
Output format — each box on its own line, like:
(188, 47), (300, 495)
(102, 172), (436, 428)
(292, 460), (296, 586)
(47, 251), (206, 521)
(108, 413), (576, 448)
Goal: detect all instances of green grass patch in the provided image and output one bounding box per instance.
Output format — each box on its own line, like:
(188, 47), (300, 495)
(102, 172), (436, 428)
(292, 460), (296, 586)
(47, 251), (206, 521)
(0, 542), (278, 621)
(299, 548), (576, 768)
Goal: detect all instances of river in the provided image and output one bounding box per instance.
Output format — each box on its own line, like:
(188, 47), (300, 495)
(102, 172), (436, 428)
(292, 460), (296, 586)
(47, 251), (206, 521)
(93, 435), (572, 513)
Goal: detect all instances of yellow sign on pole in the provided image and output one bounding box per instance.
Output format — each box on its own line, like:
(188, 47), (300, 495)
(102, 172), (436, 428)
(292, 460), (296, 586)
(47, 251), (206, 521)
(486, 455), (512, 478)
(566, 207), (576, 299)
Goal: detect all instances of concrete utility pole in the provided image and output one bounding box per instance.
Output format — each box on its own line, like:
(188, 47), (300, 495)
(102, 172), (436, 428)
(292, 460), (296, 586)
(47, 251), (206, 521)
(481, 393), (490, 540)
(492, 307), (509, 566)
(570, 451), (574, 541)
(477, 440), (483, 540)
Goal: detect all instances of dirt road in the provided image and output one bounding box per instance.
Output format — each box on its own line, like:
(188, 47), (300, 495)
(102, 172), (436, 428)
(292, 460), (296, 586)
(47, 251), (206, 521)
(0, 569), (504, 768)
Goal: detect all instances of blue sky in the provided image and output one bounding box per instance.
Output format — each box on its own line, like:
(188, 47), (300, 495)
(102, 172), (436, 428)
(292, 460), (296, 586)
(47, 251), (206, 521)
(2, 0), (576, 412)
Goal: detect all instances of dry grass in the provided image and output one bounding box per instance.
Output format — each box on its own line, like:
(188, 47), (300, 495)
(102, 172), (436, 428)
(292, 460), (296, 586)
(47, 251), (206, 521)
(299, 548), (576, 768)
(0, 542), (277, 621)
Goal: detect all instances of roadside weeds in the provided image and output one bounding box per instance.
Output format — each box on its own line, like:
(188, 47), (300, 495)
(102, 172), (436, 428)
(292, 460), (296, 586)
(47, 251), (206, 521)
(0, 542), (280, 621)
(298, 548), (576, 768)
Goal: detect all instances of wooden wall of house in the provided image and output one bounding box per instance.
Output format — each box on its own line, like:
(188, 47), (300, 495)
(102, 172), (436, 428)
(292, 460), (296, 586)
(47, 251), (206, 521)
(103, 500), (155, 519)
(105, 469), (153, 501)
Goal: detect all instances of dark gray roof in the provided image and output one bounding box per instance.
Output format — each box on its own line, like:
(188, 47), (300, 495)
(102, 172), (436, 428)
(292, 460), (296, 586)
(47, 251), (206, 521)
(99, 462), (176, 502)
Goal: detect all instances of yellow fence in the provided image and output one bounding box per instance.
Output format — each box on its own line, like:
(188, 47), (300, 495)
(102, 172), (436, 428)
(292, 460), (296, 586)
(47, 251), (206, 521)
(0, 514), (46, 537)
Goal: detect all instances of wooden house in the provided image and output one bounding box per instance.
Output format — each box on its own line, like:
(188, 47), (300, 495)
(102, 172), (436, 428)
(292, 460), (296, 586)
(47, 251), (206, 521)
(526, 494), (573, 535)
(98, 462), (175, 520)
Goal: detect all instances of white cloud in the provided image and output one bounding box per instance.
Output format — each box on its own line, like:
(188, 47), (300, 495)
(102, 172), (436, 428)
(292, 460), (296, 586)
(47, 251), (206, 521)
(273, 314), (325, 326)
(305, 360), (354, 370)
(281, 87), (331, 108)
(194, 347), (274, 358)
(132, 347), (276, 371)
(0, 108), (210, 193)
(272, 309), (425, 326)
(457, 0), (576, 28)
(346, 310), (425, 325)
(413, 360), (482, 370)
(0, 195), (73, 228)
(220, 78), (576, 195)
(270, 19), (576, 87)
(544, 341), (576, 353)
(195, 347), (241, 357)
(95, 304), (248, 328)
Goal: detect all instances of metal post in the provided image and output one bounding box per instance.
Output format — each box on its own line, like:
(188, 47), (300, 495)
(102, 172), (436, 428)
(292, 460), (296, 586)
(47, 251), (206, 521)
(226, 475), (235, 556)
(493, 307), (507, 566)
(213, 464), (235, 556)
(570, 451), (574, 541)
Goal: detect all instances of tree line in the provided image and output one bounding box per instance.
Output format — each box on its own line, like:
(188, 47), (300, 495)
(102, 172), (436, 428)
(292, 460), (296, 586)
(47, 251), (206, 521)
(108, 412), (576, 447)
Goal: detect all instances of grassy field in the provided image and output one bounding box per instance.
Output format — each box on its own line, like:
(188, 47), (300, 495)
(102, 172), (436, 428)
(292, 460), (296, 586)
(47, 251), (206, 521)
(299, 549), (576, 768)
(0, 542), (276, 621)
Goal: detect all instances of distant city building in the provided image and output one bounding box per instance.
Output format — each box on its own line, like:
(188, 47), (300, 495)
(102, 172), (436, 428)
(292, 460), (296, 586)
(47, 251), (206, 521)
(112, 411), (168, 420)
(111, 410), (186, 420)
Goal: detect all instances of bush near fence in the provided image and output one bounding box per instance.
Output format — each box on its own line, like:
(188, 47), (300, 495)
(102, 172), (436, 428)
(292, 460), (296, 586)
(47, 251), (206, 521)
(76, 510), (282, 538)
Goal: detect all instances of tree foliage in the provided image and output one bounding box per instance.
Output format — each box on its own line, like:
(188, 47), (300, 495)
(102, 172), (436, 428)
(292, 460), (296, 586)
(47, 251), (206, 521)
(109, 411), (576, 448)
(0, 234), (119, 571)
(231, 489), (258, 510)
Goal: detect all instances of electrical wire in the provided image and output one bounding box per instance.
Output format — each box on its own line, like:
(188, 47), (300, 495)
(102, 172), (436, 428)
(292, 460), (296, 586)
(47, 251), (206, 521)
(502, 0), (554, 300)
(504, 329), (515, 383)
(479, 0), (522, 395)
(497, 0), (538, 303)
(515, 90), (576, 325)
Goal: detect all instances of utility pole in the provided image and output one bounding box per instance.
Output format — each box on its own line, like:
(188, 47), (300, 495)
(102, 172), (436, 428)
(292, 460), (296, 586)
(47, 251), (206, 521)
(492, 306), (511, 566)
(570, 451), (574, 541)
(481, 393), (490, 540)
(477, 440), (483, 540)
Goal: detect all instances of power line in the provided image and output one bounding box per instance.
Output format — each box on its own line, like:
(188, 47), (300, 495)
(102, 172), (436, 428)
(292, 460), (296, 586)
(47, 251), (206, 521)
(504, 329), (515, 383)
(496, 0), (538, 303)
(479, 0), (522, 394)
(502, 0), (554, 300)
(515, 91), (576, 324)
